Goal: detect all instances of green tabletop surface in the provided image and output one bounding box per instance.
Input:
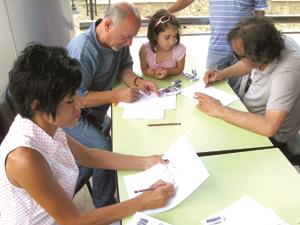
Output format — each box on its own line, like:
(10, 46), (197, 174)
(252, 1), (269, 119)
(117, 148), (300, 225)
(112, 75), (272, 156)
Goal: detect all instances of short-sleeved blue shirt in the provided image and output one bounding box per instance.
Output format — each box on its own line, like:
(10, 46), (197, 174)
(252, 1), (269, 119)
(67, 19), (133, 121)
(209, 0), (268, 53)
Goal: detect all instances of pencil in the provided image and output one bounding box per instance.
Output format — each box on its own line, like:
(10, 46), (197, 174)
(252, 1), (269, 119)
(147, 122), (181, 127)
(134, 187), (155, 193)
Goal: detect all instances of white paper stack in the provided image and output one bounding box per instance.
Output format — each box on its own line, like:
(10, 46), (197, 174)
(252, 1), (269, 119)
(118, 92), (177, 120)
(201, 196), (290, 225)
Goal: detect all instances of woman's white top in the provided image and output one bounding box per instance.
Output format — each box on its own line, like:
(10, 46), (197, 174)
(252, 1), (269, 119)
(0, 115), (79, 225)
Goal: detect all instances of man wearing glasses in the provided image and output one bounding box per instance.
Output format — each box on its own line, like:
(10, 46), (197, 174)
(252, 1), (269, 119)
(195, 17), (300, 163)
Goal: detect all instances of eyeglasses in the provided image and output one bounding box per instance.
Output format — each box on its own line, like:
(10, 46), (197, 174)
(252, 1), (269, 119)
(234, 51), (247, 60)
(245, 77), (252, 93)
(154, 15), (170, 28)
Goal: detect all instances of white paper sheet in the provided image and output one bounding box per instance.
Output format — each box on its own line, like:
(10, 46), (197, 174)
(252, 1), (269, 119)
(118, 92), (176, 119)
(124, 136), (210, 214)
(201, 196), (290, 225)
(181, 81), (239, 106)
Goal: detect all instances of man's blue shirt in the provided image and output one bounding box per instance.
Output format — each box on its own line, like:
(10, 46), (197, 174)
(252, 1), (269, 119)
(67, 19), (133, 121)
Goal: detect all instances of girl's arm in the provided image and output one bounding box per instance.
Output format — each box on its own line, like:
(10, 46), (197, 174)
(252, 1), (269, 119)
(5, 147), (174, 225)
(67, 134), (167, 170)
(165, 54), (186, 76)
(139, 45), (157, 78)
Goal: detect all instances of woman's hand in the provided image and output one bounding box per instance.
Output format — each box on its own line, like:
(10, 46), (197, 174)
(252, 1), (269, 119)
(141, 155), (169, 170)
(137, 180), (175, 210)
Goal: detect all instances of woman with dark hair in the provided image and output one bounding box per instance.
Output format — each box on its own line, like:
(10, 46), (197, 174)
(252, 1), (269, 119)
(0, 44), (174, 225)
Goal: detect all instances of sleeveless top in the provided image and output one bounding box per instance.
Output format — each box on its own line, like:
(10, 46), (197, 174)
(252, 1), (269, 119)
(143, 42), (186, 70)
(0, 115), (79, 225)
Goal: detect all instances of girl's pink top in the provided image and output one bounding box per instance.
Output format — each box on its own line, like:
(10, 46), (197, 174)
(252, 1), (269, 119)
(143, 42), (186, 70)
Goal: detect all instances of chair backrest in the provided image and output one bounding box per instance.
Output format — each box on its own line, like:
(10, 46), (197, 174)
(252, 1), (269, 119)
(0, 87), (17, 143)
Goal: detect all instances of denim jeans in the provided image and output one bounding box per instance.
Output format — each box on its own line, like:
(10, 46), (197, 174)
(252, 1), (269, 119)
(64, 116), (116, 208)
(206, 49), (242, 94)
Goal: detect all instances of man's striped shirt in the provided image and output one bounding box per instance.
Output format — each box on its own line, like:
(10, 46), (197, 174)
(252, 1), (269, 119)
(209, 0), (268, 52)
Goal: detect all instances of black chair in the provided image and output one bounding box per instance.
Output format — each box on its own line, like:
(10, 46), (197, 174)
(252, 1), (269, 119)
(0, 87), (17, 143)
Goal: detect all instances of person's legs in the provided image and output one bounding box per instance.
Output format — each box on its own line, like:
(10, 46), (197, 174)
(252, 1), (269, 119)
(206, 49), (242, 94)
(64, 117), (116, 208)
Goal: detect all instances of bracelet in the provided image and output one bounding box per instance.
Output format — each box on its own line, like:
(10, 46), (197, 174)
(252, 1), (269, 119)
(133, 76), (144, 87)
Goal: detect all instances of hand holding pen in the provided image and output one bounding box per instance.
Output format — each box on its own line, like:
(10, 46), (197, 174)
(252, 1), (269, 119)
(203, 66), (223, 87)
(136, 180), (175, 211)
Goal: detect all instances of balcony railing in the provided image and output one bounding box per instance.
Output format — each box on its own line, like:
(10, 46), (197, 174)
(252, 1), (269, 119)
(79, 15), (300, 34)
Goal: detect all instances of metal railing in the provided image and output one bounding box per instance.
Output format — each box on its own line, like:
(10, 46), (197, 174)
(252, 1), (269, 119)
(79, 15), (300, 32)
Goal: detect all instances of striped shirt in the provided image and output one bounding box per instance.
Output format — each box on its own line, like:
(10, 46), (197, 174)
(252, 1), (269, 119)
(209, 0), (267, 52)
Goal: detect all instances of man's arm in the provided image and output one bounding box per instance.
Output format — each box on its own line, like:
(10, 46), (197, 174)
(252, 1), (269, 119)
(119, 68), (160, 95)
(215, 106), (286, 137)
(119, 68), (142, 87)
(222, 61), (252, 78)
(204, 61), (252, 86)
(194, 93), (287, 137)
(167, 0), (194, 13)
(80, 89), (140, 107)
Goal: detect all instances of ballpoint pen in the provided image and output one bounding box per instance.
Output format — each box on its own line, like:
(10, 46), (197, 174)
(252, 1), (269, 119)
(206, 65), (218, 87)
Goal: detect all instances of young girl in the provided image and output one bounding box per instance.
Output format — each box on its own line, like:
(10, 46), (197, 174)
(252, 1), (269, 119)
(139, 9), (186, 79)
(0, 44), (174, 225)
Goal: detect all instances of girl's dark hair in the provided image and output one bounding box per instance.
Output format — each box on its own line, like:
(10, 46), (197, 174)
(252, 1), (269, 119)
(8, 43), (82, 119)
(147, 9), (181, 52)
(227, 17), (284, 64)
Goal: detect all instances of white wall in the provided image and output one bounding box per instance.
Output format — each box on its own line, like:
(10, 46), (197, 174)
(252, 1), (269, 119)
(0, 0), (16, 90)
(0, 0), (75, 90)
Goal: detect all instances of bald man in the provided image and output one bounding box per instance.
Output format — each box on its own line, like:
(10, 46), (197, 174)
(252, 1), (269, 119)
(65, 2), (159, 208)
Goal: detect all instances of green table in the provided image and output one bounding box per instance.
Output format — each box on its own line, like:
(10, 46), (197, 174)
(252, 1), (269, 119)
(118, 148), (300, 225)
(112, 75), (272, 156)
